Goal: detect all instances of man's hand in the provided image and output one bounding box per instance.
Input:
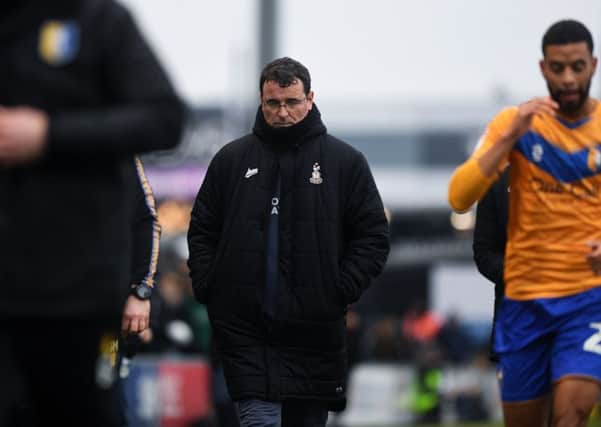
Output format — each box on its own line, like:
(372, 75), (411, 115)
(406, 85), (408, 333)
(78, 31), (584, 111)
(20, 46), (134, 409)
(0, 107), (49, 166)
(475, 97), (559, 180)
(502, 97), (558, 142)
(138, 328), (153, 344)
(586, 240), (601, 275)
(121, 294), (151, 336)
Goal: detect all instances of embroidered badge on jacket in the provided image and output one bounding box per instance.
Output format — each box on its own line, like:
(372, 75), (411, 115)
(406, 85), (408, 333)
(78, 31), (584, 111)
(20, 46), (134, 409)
(245, 167), (259, 178)
(39, 20), (80, 66)
(309, 162), (323, 184)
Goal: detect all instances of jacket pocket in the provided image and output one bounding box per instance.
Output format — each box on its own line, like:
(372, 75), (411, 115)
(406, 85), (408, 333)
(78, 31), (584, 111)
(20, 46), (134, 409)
(290, 286), (345, 321)
(192, 253), (221, 304)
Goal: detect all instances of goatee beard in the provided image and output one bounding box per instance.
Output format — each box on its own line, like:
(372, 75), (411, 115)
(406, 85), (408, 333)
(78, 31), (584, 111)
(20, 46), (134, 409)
(548, 80), (591, 114)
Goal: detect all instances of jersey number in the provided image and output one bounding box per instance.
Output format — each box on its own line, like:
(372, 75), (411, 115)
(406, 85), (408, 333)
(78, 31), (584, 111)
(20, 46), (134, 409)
(583, 323), (601, 355)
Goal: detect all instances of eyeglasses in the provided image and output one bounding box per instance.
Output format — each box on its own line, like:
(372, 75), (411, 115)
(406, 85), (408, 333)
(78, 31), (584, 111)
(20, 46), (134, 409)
(262, 97), (307, 111)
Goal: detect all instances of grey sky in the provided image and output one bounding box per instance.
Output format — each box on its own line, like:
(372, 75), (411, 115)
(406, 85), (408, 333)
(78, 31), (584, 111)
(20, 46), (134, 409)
(122, 0), (601, 125)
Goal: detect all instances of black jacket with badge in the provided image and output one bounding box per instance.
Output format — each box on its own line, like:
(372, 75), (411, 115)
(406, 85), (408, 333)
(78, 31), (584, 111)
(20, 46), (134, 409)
(188, 106), (390, 409)
(0, 0), (183, 319)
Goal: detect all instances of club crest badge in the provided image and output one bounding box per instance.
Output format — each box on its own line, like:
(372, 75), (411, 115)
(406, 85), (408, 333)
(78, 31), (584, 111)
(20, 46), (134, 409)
(588, 147), (601, 172)
(309, 162), (323, 184)
(532, 143), (544, 163)
(39, 20), (80, 66)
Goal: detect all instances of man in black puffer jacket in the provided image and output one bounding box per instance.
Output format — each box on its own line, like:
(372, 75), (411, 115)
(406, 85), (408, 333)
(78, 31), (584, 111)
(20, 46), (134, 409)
(188, 57), (390, 427)
(0, 1), (183, 426)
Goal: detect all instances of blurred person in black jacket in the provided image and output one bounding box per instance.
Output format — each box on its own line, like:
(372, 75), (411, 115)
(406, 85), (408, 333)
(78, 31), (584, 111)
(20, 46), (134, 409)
(115, 156), (161, 425)
(9, 155), (161, 426)
(121, 156), (161, 339)
(187, 57), (390, 427)
(472, 167), (509, 361)
(0, 1), (184, 426)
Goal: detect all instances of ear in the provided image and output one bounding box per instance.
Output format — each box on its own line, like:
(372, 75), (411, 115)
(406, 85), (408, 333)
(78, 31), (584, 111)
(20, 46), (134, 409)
(539, 58), (547, 78)
(592, 56), (598, 75)
(306, 90), (315, 109)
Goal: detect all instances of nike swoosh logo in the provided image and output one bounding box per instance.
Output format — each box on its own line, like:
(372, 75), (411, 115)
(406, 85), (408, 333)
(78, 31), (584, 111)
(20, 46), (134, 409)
(245, 168), (258, 178)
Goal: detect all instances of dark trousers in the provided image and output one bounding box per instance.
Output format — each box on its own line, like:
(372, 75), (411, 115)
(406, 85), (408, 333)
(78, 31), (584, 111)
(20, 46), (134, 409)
(0, 318), (120, 427)
(236, 398), (329, 427)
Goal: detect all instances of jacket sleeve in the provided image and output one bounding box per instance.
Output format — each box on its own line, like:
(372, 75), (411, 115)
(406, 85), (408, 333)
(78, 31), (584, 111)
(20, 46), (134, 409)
(187, 157), (224, 302)
(472, 176), (506, 288)
(130, 156), (161, 288)
(339, 153), (390, 305)
(47, 2), (185, 156)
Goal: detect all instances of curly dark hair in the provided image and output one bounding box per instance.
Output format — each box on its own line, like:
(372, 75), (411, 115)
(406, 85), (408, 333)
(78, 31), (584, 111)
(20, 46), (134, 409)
(542, 19), (593, 55)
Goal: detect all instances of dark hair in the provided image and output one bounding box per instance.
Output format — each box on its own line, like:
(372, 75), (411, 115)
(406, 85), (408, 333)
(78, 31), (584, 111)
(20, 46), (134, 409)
(259, 57), (311, 95)
(542, 19), (594, 55)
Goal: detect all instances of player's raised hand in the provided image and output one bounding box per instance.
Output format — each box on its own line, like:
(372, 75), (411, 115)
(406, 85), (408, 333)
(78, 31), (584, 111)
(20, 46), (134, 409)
(503, 97), (559, 142)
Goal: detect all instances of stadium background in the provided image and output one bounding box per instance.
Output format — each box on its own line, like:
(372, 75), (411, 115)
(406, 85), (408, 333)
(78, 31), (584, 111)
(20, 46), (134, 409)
(113, 1), (601, 425)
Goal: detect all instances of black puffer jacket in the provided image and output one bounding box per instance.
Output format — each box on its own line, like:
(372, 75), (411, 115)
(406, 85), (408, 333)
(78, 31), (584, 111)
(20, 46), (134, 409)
(188, 106), (389, 409)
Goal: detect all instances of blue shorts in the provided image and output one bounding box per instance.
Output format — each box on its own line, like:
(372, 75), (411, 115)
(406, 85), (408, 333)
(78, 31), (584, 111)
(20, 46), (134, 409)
(494, 286), (601, 402)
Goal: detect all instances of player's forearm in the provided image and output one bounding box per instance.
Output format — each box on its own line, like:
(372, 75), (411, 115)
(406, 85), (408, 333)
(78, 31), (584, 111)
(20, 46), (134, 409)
(476, 132), (516, 178)
(448, 159), (495, 212)
(448, 135), (514, 212)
